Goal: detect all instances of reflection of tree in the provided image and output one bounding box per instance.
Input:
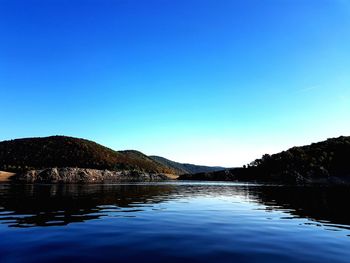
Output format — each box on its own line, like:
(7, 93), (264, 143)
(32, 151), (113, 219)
(250, 185), (350, 228)
(0, 184), (176, 227)
(0, 184), (349, 231)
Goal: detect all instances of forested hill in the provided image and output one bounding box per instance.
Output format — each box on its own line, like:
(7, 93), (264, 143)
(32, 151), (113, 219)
(0, 136), (179, 174)
(0, 136), (223, 175)
(249, 136), (350, 180)
(180, 136), (350, 184)
(150, 155), (225, 174)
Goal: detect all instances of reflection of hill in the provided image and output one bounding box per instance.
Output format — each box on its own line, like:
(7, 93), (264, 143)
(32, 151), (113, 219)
(250, 185), (350, 228)
(0, 184), (176, 227)
(0, 183), (349, 230)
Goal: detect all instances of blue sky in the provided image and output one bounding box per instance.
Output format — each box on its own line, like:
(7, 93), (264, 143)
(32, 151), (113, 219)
(1, 0), (350, 166)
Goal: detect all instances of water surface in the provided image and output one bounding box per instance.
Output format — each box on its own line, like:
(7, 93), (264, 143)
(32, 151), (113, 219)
(0, 182), (349, 263)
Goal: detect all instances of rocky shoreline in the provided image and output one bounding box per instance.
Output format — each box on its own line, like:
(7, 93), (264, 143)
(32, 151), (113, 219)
(178, 167), (350, 185)
(12, 168), (170, 183)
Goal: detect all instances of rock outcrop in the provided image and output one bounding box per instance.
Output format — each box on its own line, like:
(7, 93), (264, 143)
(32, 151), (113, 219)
(13, 168), (169, 183)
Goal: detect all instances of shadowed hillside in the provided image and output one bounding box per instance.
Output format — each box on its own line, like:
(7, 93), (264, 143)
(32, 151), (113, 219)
(116, 150), (182, 174)
(247, 136), (350, 183)
(180, 136), (350, 184)
(150, 155), (225, 174)
(0, 136), (177, 174)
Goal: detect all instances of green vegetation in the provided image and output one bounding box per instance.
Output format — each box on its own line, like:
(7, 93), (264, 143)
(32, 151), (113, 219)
(0, 136), (226, 175)
(180, 136), (350, 184)
(249, 136), (350, 182)
(150, 155), (225, 174)
(115, 150), (181, 174)
(3, 135), (349, 184)
(0, 136), (179, 174)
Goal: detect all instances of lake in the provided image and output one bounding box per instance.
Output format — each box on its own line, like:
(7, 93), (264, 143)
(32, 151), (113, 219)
(0, 181), (349, 263)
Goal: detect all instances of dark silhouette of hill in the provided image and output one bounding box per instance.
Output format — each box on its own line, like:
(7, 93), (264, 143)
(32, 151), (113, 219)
(180, 136), (350, 184)
(150, 155), (225, 174)
(0, 136), (179, 174)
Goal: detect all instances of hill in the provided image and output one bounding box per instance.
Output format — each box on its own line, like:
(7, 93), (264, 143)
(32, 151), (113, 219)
(180, 136), (350, 184)
(0, 136), (177, 174)
(150, 155), (225, 174)
(116, 150), (183, 174)
(0, 136), (221, 175)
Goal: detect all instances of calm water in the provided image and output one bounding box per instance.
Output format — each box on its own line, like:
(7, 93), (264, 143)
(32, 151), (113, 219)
(0, 182), (349, 263)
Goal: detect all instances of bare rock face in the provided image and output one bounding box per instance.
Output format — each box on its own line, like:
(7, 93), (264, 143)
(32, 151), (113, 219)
(13, 168), (169, 183)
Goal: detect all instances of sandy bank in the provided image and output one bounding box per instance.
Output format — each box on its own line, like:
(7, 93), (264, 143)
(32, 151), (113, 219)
(0, 171), (16, 182)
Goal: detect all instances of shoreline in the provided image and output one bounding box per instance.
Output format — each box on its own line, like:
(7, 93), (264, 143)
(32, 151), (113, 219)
(12, 168), (177, 183)
(0, 171), (16, 182)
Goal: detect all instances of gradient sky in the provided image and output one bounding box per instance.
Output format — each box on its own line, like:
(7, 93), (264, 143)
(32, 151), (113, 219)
(1, 0), (350, 166)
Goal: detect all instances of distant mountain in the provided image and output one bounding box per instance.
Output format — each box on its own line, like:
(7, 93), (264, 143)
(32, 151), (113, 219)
(149, 155), (225, 174)
(0, 136), (221, 175)
(117, 150), (183, 174)
(0, 136), (177, 174)
(180, 136), (350, 184)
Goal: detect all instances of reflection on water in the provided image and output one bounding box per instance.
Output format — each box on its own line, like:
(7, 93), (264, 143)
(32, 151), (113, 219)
(1, 182), (349, 229)
(0, 184), (177, 227)
(252, 185), (350, 230)
(0, 182), (349, 263)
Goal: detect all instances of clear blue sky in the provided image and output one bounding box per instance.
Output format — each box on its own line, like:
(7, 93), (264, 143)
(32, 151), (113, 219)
(1, 0), (350, 166)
